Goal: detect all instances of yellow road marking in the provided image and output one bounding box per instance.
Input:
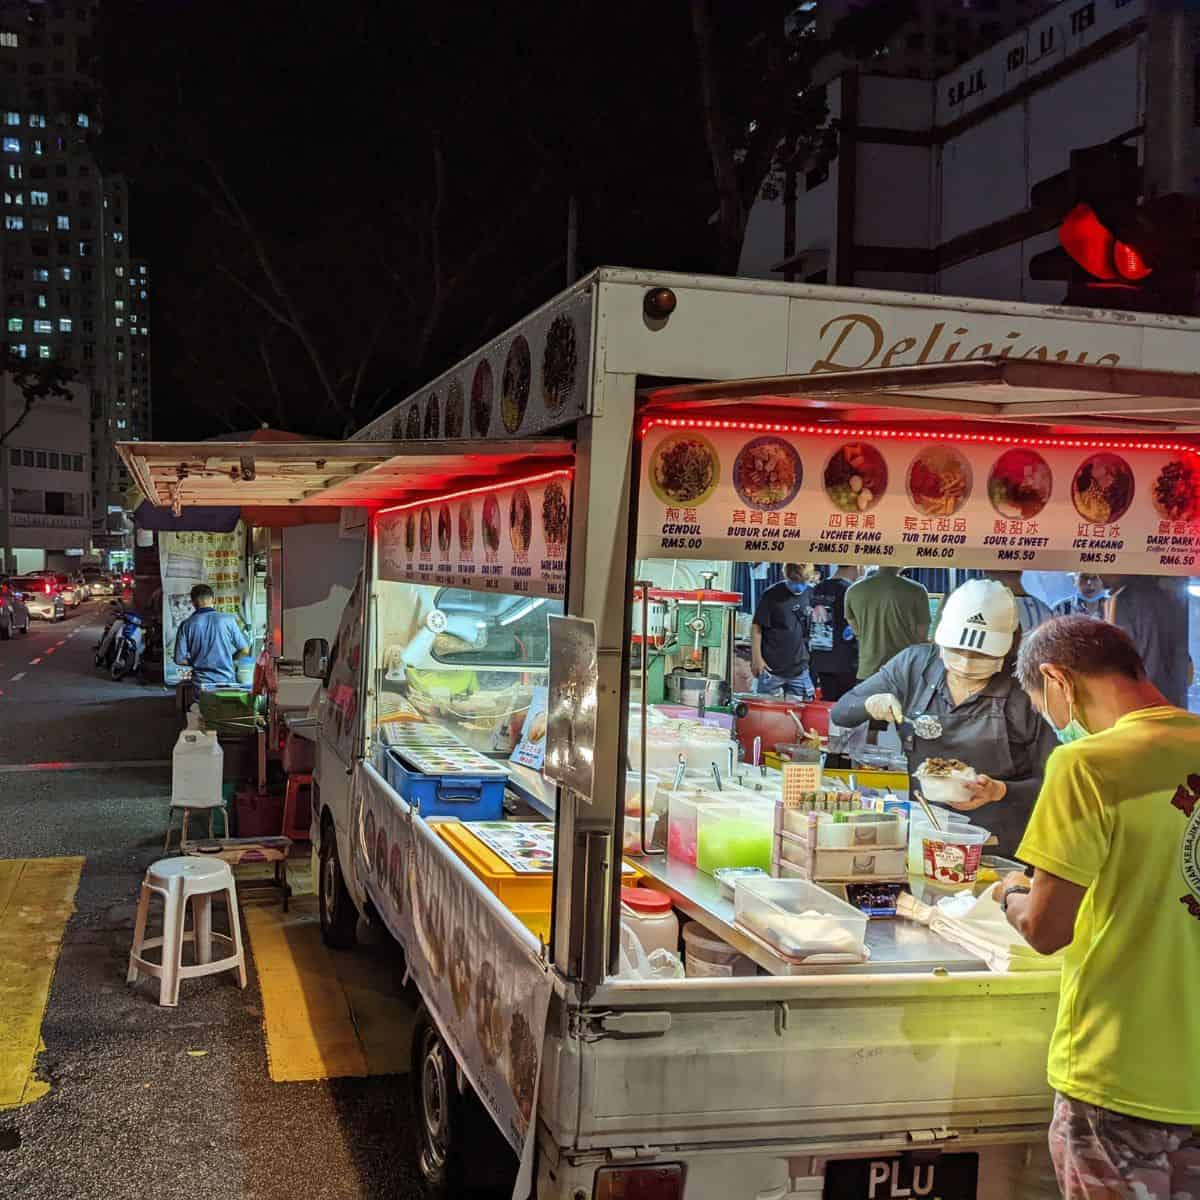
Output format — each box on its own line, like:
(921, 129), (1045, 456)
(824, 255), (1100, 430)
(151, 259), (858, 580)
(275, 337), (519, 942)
(243, 893), (411, 1083)
(0, 857), (84, 1110)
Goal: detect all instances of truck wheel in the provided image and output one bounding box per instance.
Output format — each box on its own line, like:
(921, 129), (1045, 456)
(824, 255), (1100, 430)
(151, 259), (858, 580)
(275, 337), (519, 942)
(411, 1008), (518, 1199)
(318, 819), (357, 949)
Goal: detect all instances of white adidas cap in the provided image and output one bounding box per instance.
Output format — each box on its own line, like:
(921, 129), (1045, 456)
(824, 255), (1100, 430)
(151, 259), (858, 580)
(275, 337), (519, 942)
(934, 579), (1019, 658)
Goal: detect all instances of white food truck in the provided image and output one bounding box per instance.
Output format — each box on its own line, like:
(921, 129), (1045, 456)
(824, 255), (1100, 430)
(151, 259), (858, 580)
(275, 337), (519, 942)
(121, 268), (1200, 1200)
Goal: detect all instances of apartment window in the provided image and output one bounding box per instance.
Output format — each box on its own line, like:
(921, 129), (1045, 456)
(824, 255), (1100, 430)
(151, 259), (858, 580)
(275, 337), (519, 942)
(114, 316), (123, 328)
(28, 114), (45, 128)
(138, 265), (147, 276)
(81, 342), (92, 360)
(114, 299), (124, 311)
(31, 139), (43, 156)
(78, 189), (91, 205)
(35, 451), (47, 468)
(30, 164), (45, 178)
(0, 33), (18, 48)
(58, 265), (70, 281)
(58, 317), (70, 331)
(33, 319), (52, 333)
(6, 163), (19, 179)
(3, 137), (19, 153)
(29, 62), (45, 76)
(114, 265), (123, 277)
(8, 448), (17, 466)
(33, 268), (47, 281)
(72, 454), (82, 471)
(21, 450), (33, 466)
(4, 214), (22, 230)
(80, 318), (92, 333)
(55, 239), (66, 254)
(8, 291), (21, 304)
(54, 188), (66, 202)
(75, 112), (89, 128)
(37, 344), (50, 359)
(80, 268), (92, 284)
(53, 163), (65, 177)
(57, 291), (68, 306)
(77, 239), (91, 255)
(29, 190), (45, 206)
(31, 216), (47, 232)
(3, 111), (16, 126)
(6, 316), (21, 331)
(47, 451), (58, 468)
(55, 214), (68, 229)
(36, 294), (46, 309)
(4, 190), (21, 204)
(112, 230), (123, 242)
(139, 291), (147, 301)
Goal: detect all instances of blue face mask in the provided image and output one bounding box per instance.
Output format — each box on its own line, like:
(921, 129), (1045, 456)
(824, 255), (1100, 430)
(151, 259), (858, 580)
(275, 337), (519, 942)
(1042, 680), (1090, 744)
(784, 579), (808, 594)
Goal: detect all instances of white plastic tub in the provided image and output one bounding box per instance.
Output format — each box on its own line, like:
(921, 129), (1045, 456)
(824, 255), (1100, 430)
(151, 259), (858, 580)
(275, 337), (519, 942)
(734, 876), (867, 960)
(681, 920), (756, 978)
(922, 824), (990, 884)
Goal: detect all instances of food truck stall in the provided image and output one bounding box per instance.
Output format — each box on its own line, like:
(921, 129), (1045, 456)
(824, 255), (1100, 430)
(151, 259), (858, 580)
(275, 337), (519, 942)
(120, 269), (1200, 1200)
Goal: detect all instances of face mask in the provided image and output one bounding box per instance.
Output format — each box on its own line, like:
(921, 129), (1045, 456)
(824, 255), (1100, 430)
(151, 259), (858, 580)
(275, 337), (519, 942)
(784, 580), (807, 594)
(1042, 679), (1090, 744)
(941, 649), (1001, 681)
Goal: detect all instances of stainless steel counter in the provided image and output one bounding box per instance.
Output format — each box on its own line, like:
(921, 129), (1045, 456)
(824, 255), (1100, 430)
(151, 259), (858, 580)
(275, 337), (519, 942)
(636, 855), (988, 977)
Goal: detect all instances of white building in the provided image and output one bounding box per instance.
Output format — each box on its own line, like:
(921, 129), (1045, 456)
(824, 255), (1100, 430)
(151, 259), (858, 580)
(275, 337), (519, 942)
(742, 0), (1191, 311)
(0, 372), (89, 571)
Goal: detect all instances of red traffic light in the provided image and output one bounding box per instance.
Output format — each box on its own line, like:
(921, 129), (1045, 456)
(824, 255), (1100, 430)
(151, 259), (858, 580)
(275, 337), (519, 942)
(1059, 202), (1153, 284)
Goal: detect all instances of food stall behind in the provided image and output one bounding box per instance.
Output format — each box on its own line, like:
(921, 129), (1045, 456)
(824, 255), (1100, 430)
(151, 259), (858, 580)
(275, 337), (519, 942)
(121, 268), (1200, 1200)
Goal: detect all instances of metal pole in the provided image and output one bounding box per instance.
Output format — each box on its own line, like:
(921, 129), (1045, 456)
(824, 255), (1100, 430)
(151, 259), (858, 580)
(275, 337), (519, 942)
(1144, 0), (1196, 199)
(565, 195), (579, 286)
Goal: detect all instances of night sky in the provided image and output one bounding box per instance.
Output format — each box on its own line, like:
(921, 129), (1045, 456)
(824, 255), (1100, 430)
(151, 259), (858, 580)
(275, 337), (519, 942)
(96, 1), (720, 440)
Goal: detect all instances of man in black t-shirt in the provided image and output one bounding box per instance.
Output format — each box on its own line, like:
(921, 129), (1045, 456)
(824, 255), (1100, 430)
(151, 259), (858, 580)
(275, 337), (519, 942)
(751, 563), (816, 700)
(808, 564), (861, 700)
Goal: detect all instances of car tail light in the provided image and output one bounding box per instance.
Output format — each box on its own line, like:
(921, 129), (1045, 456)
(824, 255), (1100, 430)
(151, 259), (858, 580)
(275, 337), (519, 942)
(593, 1164), (686, 1200)
(44, 582), (52, 594)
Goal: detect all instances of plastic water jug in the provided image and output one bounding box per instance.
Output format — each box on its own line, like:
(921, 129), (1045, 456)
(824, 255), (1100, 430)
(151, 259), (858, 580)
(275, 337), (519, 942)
(172, 728), (224, 806)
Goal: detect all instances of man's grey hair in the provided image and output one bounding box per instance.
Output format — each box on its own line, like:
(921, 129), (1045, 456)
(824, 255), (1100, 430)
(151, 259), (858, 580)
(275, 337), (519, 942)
(1015, 615), (1145, 692)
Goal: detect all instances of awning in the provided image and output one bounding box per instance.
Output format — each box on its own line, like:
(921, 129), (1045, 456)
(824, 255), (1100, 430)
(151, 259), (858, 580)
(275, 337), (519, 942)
(642, 359), (1200, 436)
(118, 439), (574, 510)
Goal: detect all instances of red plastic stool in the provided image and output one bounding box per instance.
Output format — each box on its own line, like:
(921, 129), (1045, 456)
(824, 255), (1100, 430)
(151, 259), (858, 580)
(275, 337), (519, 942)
(281, 773), (313, 842)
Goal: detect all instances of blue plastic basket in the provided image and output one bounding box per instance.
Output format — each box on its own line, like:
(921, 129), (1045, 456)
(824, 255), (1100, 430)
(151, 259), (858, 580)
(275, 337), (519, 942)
(383, 749), (505, 821)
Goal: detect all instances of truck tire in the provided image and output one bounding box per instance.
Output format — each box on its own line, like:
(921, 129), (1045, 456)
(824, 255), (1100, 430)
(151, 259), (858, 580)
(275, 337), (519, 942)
(411, 1008), (517, 1199)
(318, 818), (358, 949)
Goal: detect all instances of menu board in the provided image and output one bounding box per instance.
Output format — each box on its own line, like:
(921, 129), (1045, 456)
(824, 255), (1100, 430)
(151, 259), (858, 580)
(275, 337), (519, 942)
(637, 422), (1200, 575)
(376, 473), (571, 597)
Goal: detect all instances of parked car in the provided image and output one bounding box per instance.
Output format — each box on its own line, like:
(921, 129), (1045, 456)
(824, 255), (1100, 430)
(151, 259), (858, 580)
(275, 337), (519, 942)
(11, 575), (65, 621)
(52, 573), (82, 607)
(0, 578), (30, 637)
(82, 568), (114, 596)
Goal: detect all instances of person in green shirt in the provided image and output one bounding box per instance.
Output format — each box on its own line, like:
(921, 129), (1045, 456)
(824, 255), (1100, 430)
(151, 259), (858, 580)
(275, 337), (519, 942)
(999, 615), (1200, 1199)
(843, 567), (930, 679)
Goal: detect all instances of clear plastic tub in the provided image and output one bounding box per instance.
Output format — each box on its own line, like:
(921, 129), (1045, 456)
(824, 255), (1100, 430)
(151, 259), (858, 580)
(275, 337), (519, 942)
(696, 800), (774, 875)
(681, 921), (757, 978)
(628, 728), (685, 774)
(774, 828), (908, 880)
(666, 792), (721, 865)
(914, 768), (978, 807)
(624, 770), (660, 816)
(922, 824), (990, 884)
(684, 725), (734, 773)
(623, 811), (659, 855)
(734, 877), (867, 960)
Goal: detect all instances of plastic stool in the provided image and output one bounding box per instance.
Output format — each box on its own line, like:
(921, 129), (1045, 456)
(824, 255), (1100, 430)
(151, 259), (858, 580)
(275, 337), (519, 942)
(164, 798), (230, 853)
(281, 773), (312, 842)
(127, 856), (247, 1007)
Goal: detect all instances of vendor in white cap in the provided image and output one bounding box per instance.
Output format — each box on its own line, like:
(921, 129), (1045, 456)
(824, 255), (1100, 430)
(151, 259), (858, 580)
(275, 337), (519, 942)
(831, 579), (1057, 855)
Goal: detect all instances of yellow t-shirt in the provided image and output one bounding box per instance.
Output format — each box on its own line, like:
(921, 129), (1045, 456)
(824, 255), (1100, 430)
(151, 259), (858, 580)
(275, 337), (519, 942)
(1017, 706), (1200, 1124)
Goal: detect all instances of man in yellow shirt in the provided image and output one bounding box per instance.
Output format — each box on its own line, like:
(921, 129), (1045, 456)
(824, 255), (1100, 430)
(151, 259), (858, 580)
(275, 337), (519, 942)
(997, 615), (1200, 1199)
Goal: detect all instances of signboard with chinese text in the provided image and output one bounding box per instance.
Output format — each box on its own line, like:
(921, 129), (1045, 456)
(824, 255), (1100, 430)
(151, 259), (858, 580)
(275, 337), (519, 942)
(637, 419), (1200, 575)
(375, 472), (571, 600)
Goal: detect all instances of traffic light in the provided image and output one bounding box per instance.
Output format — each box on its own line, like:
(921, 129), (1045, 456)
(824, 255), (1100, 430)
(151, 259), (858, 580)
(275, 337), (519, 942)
(1028, 142), (1196, 315)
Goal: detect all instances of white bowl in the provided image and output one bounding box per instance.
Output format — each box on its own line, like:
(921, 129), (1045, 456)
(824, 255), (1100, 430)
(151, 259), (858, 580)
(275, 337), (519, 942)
(914, 770), (977, 807)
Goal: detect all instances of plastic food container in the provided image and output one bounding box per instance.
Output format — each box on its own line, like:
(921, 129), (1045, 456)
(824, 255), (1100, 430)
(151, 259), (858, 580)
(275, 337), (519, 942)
(681, 920), (756, 978)
(684, 726), (734, 773)
(922, 824), (990, 884)
(914, 765), (979, 807)
(734, 876), (867, 960)
(696, 800), (774, 875)
(907, 809), (969, 873)
(713, 866), (768, 900)
(623, 811), (659, 855)
(666, 791), (715, 865)
(628, 728), (686, 774)
(774, 828), (908, 880)
(624, 770), (660, 816)
(619, 886), (679, 957)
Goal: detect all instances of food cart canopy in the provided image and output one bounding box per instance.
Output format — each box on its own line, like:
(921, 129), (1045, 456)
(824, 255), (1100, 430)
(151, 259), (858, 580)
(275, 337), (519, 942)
(641, 359), (1200, 435)
(117, 439), (575, 511)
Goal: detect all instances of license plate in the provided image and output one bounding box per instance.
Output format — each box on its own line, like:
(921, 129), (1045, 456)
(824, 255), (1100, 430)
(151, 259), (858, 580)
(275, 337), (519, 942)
(823, 1152), (978, 1199)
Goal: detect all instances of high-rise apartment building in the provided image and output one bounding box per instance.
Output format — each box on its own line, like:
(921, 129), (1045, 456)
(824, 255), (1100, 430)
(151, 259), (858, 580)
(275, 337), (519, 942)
(0, 0), (150, 571)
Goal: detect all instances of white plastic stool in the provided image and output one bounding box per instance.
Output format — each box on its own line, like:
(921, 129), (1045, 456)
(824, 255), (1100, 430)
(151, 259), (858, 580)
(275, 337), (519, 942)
(163, 797), (230, 853)
(127, 856), (247, 1007)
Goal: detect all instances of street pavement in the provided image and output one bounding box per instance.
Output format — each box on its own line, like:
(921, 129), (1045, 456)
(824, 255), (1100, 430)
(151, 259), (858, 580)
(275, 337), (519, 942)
(0, 601), (424, 1200)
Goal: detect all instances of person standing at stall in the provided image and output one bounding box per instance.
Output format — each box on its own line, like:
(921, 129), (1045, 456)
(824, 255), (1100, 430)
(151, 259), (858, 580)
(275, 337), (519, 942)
(986, 570), (1054, 633)
(843, 566), (930, 680)
(996, 616), (1200, 1199)
(174, 583), (251, 692)
(831, 579), (1056, 855)
(1103, 574), (1189, 708)
(1052, 573), (1107, 619)
(751, 562), (815, 700)
(807, 564), (861, 701)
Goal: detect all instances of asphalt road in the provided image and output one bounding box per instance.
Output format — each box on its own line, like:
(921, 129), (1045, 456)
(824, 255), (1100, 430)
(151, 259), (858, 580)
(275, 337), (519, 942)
(0, 600), (424, 1200)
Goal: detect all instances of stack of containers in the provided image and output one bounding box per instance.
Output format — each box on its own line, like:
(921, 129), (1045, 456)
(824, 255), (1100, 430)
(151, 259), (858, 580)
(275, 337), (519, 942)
(773, 808), (908, 883)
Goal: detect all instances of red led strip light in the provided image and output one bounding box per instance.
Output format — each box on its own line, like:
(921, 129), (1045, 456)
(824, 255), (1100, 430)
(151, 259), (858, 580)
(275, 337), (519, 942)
(640, 416), (1200, 458)
(374, 468), (573, 518)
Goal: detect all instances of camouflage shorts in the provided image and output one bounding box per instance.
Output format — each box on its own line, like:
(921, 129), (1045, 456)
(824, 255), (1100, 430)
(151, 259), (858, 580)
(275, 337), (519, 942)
(1050, 1092), (1200, 1199)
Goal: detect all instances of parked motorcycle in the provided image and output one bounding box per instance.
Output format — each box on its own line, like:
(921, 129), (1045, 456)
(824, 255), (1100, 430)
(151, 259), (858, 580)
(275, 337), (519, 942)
(95, 601), (147, 680)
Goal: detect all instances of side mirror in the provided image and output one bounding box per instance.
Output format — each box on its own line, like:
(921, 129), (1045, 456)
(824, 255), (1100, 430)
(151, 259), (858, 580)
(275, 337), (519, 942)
(302, 637), (329, 679)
